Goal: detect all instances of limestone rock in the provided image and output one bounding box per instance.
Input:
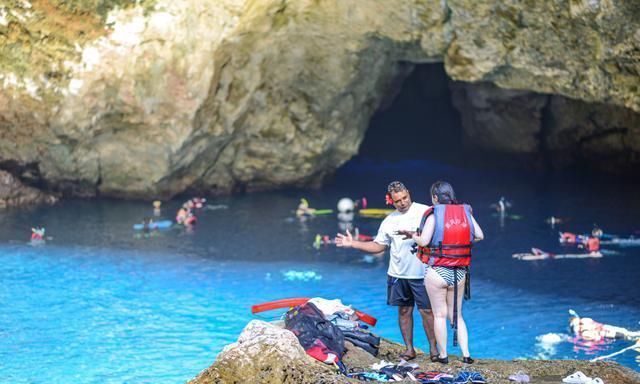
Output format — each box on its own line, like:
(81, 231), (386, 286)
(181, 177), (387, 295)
(188, 320), (342, 384)
(450, 81), (547, 155)
(450, 81), (640, 173)
(0, 1), (638, 198)
(0, 170), (58, 208)
(546, 96), (640, 173)
(1, 0), (247, 198)
(190, 0), (440, 195)
(0, 0), (442, 197)
(445, 0), (640, 112)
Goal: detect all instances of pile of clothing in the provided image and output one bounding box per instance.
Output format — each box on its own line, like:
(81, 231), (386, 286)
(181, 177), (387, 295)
(346, 360), (487, 383)
(283, 298), (489, 383)
(284, 298), (380, 373)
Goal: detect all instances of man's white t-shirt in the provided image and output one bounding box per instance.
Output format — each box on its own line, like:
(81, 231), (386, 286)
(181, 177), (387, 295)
(374, 202), (429, 279)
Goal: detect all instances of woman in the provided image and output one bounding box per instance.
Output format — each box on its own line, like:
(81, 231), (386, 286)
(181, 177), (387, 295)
(406, 181), (483, 364)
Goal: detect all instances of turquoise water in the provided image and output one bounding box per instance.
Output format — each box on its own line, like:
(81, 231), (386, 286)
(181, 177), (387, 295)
(1, 160), (639, 383)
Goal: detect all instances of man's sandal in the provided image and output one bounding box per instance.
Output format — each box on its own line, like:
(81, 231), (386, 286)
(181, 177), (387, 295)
(398, 352), (416, 361)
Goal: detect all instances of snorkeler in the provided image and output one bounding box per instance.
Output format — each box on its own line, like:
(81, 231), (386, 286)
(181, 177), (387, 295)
(29, 227), (51, 245)
(183, 211), (197, 226)
(559, 232), (590, 245)
(296, 198), (317, 217)
(569, 309), (640, 341)
(560, 232), (600, 254)
(152, 200), (162, 217)
(545, 216), (568, 227)
(31, 227), (45, 241)
(490, 196), (512, 212)
(191, 197), (207, 209)
(142, 217), (154, 232)
(591, 225), (604, 238)
(584, 236), (600, 254)
(176, 206), (189, 224)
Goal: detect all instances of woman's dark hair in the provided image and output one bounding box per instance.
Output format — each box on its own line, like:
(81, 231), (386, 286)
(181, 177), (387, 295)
(430, 181), (457, 204)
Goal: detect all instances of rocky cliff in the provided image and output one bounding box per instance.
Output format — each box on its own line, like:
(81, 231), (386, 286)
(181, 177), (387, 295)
(0, 170), (57, 208)
(1, 0), (638, 200)
(450, 82), (640, 172)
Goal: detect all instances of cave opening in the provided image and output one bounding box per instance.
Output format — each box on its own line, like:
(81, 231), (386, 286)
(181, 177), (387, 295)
(356, 62), (640, 177)
(357, 63), (465, 163)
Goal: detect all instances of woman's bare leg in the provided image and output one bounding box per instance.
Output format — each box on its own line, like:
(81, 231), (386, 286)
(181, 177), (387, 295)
(425, 269), (449, 357)
(446, 277), (470, 358)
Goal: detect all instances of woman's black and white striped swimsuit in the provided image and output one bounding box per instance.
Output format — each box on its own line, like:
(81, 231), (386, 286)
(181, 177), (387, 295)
(430, 266), (466, 286)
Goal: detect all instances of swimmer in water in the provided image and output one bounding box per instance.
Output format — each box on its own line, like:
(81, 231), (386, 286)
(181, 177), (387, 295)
(176, 206), (189, 224)
(296, 198), (316, 217)
(153, 200), (162, 217)
(31, 227), (45, 241)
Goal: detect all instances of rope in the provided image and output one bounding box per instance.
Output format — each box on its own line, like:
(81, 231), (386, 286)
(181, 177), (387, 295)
(453, 266), (458, 347)
(591, 340), (640, 362)
(464, 267), (471, 300)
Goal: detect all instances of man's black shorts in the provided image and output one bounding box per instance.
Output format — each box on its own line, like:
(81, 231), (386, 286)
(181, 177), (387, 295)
(387, 275), (431, 309)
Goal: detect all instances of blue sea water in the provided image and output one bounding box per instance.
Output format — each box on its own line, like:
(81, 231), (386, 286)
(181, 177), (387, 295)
(1, 159), (639, 383)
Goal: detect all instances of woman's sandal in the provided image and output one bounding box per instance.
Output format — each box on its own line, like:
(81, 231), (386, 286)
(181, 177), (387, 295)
(434, 355), (449, 364)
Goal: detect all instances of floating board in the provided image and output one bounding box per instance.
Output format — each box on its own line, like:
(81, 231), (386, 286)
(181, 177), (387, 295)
(568, 233), (618, 240)
(29, 238), (46, 246)
(359, 208), (394, 218)
(133, 220), (173, 230)
(491, 213), (523, 220)
(206, 204), (228, 211)
(601, 237), (640, 247)
(251, 297), (377, 326)
(313, 209), (334, 215)
(513, 248), (602, 261)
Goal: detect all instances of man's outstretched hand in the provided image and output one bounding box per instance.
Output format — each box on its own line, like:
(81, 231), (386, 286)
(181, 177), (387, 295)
(335, 229), (354, 247)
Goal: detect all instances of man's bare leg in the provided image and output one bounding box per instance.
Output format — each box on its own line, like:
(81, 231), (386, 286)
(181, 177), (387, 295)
(399, 306), (416, 358)
(418, 308), (437, 357)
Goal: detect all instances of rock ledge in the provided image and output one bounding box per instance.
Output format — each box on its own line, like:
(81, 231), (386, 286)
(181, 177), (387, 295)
(189, 320), (640, 384)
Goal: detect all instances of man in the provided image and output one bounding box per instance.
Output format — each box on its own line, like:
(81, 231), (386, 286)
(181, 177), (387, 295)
(335, 181), (436, 361)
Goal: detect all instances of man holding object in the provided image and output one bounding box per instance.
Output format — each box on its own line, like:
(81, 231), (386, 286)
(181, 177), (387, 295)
(336, 181), (437, 361)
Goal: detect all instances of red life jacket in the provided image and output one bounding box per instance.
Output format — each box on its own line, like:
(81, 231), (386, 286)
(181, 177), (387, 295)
(416, 204), (474, 267)
(586, 237), (600, 252)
